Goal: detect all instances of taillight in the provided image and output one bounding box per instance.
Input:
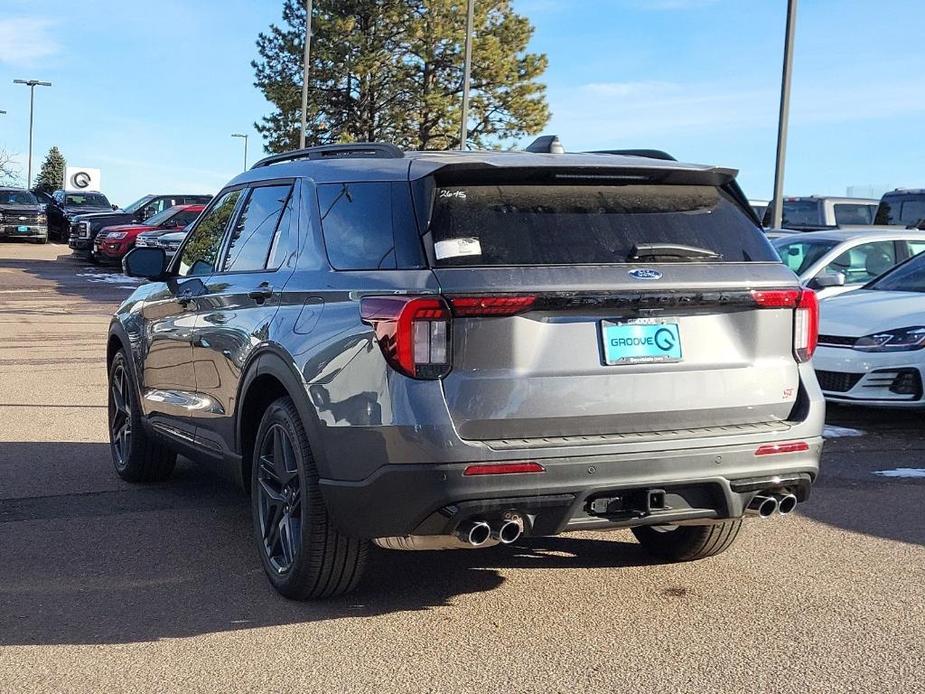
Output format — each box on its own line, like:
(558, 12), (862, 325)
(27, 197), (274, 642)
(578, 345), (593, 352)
(449, 296), (536, 316)
(360, 296), (451, 379)
(751, 288), (819, 363)
(793, 289), (818, 362)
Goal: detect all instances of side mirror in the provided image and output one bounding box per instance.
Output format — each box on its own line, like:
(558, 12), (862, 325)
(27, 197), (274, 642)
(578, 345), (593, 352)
(123, 247), (168, 280)
(815, 270), (847, 288)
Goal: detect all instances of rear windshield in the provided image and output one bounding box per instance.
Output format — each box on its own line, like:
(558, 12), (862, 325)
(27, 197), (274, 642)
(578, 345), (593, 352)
(875, 194), (925, 226)
(429, 184), (776, 266)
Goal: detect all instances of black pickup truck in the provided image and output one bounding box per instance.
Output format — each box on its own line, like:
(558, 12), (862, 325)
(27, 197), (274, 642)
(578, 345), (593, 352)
(67, 193), (211, 255)
(45, 190), (114, 242)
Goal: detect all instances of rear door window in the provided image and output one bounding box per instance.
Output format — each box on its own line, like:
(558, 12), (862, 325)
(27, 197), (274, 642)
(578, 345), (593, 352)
(318, 182), (396, 270)
(876, 195), (925, 226)
(774, 239), (838, 274)
(221, 184), (292, 273)
(823, 241), (896, 284)
(428, 184), (776, 266)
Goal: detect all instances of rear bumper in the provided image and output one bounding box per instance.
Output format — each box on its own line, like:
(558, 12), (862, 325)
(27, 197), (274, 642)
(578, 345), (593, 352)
(319, 437), (822, 538)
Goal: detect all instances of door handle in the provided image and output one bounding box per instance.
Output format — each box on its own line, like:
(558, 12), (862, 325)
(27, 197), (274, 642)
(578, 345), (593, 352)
(248, 282), (274, 302)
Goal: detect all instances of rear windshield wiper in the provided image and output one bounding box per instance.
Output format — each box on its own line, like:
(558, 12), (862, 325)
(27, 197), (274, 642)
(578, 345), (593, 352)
(629, 243), (723, 262)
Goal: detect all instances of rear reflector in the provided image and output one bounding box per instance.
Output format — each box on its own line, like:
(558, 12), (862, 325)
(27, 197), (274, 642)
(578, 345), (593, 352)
(449, 296), (536, 317)
(463, 462), (546, 476)
(754, 441), (810, 456)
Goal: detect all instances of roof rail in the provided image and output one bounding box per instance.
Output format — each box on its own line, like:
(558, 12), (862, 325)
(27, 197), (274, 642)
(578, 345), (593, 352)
(589, 149), (677, 162)
(250, 142), (404, 169)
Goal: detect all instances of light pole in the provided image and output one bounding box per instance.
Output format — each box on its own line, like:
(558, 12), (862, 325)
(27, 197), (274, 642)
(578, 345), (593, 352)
(299, 0), (313, 149)
(13, 79), (52, 189)
(770, 0), (798, 229)
(459, 0), (475, 150)
(231, 133), (249, 170)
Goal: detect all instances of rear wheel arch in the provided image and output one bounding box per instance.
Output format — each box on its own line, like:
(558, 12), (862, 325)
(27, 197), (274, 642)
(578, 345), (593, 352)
(236, 351), (329, 490)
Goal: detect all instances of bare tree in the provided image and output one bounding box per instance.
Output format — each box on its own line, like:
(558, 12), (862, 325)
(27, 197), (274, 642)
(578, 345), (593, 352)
(0, 148), (22, 186)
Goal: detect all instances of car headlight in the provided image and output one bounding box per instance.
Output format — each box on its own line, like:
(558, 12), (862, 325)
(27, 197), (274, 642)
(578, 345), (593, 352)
(854, 326), (925, 352)
(106, 232), (128, 240)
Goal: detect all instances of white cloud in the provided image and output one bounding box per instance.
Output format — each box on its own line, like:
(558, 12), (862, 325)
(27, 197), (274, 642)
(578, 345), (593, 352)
(0, 17), (60, 67)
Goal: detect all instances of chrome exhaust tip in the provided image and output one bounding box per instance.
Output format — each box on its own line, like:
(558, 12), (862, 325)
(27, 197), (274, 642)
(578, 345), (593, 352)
(746, 494), (779, 518)
(456, 520), (492, 547)
(495, 519), (523, 544)
(774, 492), (798, 515)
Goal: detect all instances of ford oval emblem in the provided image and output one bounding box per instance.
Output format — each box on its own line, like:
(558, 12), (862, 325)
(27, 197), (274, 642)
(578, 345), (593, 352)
(628, 268), (662, 280)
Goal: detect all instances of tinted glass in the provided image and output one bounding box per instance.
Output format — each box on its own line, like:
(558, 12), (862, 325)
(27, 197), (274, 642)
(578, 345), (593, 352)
(430, 184), (777, 266)
(876, 195), (925, 226)
(833, 204), (874, 225)
(178, 190), (241, 277)
(869, 253), (925, 293)
(0, 190), (38, 205)
(65, 193), (110, 207)
(122, 195), (154, 213)
(267, 192), (294, 269)
(222, 185), (291, 273)
(144, 206), (184, 227)
(171, 209), (201, 228)
(824, 241), (896, 284)
(318, 182), (395, 270)
(773, 239), (838, 274)
(780, 200), (823, 226)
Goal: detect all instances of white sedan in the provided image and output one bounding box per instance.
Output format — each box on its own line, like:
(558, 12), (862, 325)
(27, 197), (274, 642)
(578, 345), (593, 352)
(813, 252), (925, 407)
(773, 229), (925, 299)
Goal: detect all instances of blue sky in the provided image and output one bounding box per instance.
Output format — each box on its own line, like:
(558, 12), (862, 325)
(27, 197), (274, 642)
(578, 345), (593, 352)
(1, 0), (923, 206)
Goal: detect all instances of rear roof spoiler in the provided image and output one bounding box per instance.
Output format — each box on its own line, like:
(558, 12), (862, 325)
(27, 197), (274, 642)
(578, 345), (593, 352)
(588, 149), (677, 162)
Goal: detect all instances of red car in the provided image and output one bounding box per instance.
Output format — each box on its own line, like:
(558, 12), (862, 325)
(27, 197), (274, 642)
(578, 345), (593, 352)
(93, 204), (205, 263)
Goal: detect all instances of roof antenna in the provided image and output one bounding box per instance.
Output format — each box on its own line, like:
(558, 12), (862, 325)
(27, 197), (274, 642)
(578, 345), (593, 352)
(525, 135), (565, 154)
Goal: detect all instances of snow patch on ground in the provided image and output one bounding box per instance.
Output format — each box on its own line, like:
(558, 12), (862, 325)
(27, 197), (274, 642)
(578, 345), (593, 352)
(76, 272), (141, 287)
(823, 425), (865, 438)
(873, 468), (925, 478)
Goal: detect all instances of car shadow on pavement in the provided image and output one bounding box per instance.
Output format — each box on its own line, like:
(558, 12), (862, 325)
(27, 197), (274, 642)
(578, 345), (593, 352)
(0, 442), (651, 647)
(0, 247), (138, 310)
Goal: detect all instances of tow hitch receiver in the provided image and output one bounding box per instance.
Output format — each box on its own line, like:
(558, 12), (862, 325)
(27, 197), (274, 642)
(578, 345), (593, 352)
(587, 489), (668, 518)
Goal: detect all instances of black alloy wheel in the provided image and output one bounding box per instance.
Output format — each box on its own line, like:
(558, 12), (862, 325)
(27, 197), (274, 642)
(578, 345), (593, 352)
(109, 359), (133, 471)
(255, 424), (303, 574)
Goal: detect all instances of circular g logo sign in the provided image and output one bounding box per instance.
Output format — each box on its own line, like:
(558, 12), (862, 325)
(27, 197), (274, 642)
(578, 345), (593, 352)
(72, 171), (91, 189)
(654, 327), (676, 351)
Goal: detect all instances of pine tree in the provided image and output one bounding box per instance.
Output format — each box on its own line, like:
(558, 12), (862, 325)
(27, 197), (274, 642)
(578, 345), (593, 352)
(33, 146), (66, 193)
(253, 0), (549, 152)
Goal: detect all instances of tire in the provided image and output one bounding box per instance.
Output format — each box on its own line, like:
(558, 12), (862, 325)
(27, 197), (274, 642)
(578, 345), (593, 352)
(251, 396), (367, 600)
(108, 350), (176, 483)
(632, 520), (742, 562)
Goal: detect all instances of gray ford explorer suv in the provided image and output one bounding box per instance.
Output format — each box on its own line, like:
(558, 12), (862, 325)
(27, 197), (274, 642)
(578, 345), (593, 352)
(109, 141), (824, 599)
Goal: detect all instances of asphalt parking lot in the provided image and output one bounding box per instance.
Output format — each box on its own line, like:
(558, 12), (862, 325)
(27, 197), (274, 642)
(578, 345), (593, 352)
(0, 241), (923, 693)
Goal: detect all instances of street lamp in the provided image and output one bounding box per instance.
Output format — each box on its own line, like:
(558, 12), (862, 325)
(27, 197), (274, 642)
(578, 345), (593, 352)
(13, 79), (52, 189)
(231, 133), (249, 170)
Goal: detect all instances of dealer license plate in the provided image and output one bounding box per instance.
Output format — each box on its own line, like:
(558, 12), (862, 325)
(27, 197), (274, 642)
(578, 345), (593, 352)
(602, 319), (683, 365)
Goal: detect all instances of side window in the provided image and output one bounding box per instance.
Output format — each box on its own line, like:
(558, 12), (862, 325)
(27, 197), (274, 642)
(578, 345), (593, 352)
(142, 198), (170, 220)
(824, 241), (896, 284)
(834, 204), (874, 226)
(177, 190), (241, 277)
(53, 191), (64, 205)
(907, 240), (925, 258)
(318, 182), (395, 270)
(221, 184), (292, 273)
(267, 192), (294, 269)
(170, 209), (200, 228)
